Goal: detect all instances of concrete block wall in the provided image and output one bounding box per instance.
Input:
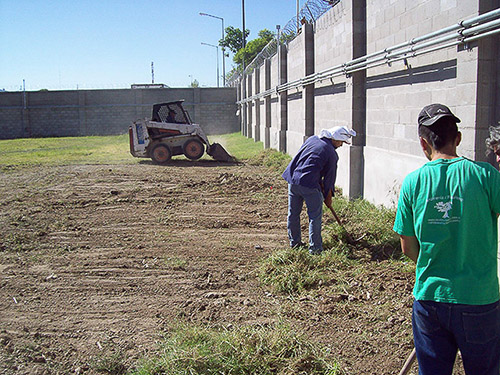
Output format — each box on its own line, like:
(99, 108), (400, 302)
(363, 0), (481, 205)
(287, 32), (307, 155)
(314, 0), (352, 178)
(240, 0), (500, 207)
(0, 92), (25, 139)
(0, 87), (238, 140)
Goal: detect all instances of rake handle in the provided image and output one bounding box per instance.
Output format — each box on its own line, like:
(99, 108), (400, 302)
(325, 203), (356, 244)
(398, 348), (417, 375)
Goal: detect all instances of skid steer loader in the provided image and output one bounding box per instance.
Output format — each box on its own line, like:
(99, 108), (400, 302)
(129, 100), (233, 163)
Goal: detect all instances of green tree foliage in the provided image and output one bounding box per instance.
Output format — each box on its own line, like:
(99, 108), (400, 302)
(219, 26), (250, 54)
(234, 29), (274, 66)
(220, 27), (275, 72)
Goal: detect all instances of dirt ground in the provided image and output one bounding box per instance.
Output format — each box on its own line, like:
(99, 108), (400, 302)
(0, 160), (463, 374)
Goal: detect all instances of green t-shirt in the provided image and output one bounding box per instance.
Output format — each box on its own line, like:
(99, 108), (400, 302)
(393, 157), (500, 304)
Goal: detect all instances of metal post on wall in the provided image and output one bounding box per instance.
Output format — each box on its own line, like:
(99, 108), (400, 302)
(21, 79), (30, 138)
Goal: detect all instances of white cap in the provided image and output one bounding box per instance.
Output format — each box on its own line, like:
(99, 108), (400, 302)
(320, 126), (357, 144)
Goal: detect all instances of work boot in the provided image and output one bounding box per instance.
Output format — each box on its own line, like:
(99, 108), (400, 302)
(291, 241), (306, 249)
(309, 248), (323, 255)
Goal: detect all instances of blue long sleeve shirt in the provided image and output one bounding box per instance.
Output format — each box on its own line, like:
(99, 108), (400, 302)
(282, 136), (339, 198)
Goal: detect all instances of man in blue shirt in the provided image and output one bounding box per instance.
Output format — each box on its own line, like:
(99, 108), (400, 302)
(282, 126), (356, 254)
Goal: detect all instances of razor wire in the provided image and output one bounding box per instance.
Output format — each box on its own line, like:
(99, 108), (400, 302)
(226, 0), (340, 86)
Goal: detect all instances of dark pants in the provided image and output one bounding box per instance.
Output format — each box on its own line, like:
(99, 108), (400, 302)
(412, 300), (500, 375)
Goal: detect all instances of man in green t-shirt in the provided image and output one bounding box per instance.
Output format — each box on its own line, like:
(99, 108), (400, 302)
(393, 103), (500, 375)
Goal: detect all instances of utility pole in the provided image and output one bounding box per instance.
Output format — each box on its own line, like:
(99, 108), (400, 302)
(151, 62), (154, 84)
(297, 0), (300, 33)
(201, 42), (220, 87)
(241, 0), (247, 136)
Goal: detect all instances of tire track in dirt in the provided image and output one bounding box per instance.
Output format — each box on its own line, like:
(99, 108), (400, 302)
(0, 163), (289, 374)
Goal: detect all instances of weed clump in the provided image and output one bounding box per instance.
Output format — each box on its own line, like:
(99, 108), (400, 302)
(259, 246), (354, 295)
(132, 322), (341, 375)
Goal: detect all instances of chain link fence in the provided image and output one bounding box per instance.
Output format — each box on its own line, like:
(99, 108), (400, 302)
(226, 0), (340, 87)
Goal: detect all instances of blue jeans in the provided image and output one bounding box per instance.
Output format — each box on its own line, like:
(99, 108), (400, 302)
(287, 184), (324, 253)
(412, 300), (500, 375)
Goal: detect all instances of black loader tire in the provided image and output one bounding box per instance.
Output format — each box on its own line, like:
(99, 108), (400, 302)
(151, 143), (172, 164)
(183, 139), (204, 160)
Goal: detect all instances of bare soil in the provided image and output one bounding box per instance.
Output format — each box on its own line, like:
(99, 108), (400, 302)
(0, 160), (456, 374)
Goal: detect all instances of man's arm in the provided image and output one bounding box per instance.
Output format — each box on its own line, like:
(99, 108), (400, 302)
(321, 152), (338, 200)
(399, 235), (420, 263)
(323, 187), (333, 208)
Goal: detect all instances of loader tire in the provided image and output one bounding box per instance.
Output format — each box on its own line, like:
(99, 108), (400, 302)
(151, 143), (172, 164)
(183, 139), (204, 160)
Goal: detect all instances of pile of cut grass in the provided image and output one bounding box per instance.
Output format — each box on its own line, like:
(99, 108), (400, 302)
(131, 322), (341, 375)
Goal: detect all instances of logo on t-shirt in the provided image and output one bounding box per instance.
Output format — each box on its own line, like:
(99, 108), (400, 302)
(434, 201), (452, 218)
(427, 196), (462, 225)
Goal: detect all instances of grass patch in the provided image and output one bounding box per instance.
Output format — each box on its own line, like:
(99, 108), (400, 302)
(248, 148), (292, 173)
(91, 350), (128, 375)
(259, 246), (355, 295)
(0, 132), (267, 171)
(163, 256), (188, 271)
(327, 195), (401, 260)
(260, 194), (401, 296)
(132, 322), (341, 375)
(0, 134), (135, 170)
(209, 132), (264, 161)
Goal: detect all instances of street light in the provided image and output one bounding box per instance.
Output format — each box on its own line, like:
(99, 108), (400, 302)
(199, 12), (226, 86)
(201, 42), (219, 88)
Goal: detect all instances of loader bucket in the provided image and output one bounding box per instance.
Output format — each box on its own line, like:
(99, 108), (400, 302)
(208, 143), (234, 162)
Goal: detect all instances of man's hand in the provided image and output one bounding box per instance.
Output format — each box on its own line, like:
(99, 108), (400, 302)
(399, 235), (420, 263)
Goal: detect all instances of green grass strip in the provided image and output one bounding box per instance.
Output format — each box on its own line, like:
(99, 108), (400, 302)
(132, 322), (341, 375)
(0, 132), (266, 171)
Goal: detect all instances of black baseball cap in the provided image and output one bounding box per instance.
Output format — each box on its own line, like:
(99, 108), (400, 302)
(418, 104), (461, 126)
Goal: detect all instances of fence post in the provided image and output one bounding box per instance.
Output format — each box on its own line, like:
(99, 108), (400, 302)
(348, 0), (367, 200)
(278, 43), (288, 153)
(241, 76), (247, 137)
(254, 68), (261, 142)
(304, 22), (315, 138)
(264, 59), (271, 149)
(247, 73), (253, 138)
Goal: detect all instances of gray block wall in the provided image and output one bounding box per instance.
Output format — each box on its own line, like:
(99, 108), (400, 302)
(0, 87), (238, 140)
(240, 0), (500, 207)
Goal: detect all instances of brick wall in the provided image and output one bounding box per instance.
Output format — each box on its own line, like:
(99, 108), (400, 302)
(0, 87), (238, 140)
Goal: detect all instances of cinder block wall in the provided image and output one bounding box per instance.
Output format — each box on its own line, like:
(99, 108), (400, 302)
(363, 0), (481, 205)
(0, 87), (238, 139)
(287, 30), (307, 155)
(240, 0), (500, 207)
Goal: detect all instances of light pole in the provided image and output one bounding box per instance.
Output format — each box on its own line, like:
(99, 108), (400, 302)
(201, 42), (219, 87)
(199, 12), (226, 86)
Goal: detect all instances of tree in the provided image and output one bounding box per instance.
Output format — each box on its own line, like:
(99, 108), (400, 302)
(189, 79), (199, 88)
(233, 29), (274, 66)
(219, 26), (250, 54)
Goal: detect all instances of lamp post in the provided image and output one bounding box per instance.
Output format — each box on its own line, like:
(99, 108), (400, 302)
(201, 42), (220, 87)
(199, 12), (226, 86)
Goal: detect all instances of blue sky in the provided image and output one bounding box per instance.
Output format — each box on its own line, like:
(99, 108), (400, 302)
(0, 0), (305, 91)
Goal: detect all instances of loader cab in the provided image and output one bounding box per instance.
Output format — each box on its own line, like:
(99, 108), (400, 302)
(151, 101), (191, 124)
